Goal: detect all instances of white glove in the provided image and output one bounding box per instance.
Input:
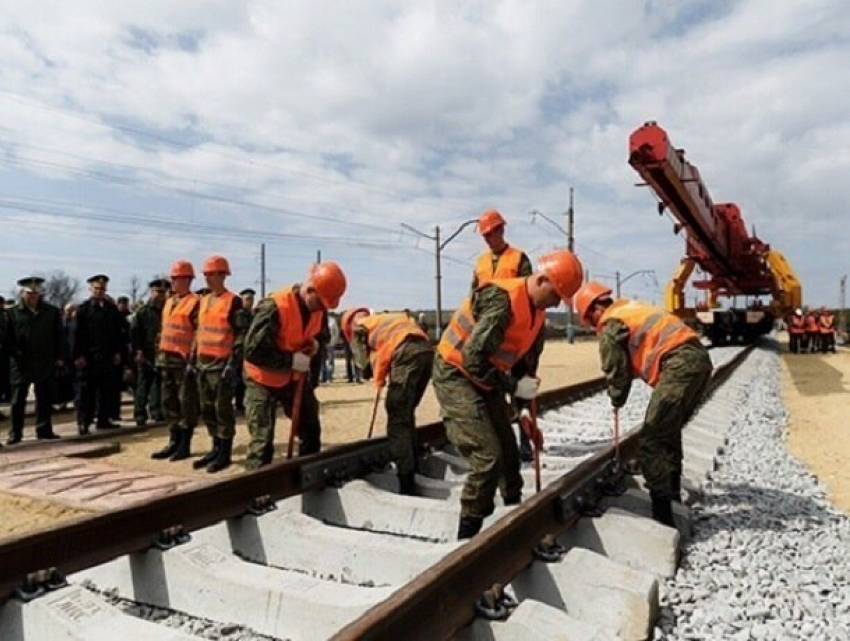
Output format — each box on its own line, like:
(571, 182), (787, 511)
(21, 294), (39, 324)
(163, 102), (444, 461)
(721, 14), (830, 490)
(292, 352), (311, 373)
(514, 376), (540, 400)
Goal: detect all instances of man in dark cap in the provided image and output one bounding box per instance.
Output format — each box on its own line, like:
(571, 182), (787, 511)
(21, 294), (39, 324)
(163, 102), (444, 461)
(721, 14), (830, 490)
(5, 277), (65, 444)
(233, 288), (257, 414)
(0, 296), (10, 419)
(74, 275), (126, 433)
(132, 279), (168, 426)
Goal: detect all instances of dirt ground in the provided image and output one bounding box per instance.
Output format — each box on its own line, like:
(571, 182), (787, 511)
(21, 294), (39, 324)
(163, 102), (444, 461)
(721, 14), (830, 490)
(779, 334), (850, 514)
(0, 493), (91, 538)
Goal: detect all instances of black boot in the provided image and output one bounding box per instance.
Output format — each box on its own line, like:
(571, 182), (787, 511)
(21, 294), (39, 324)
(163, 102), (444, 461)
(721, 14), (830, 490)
(651, 493), (675, 527)
(207, 438), (233, 473)
(398, 472), (417, 496)
(457, 516), (484, 540)
(36, 428), (60, 440)
(169, 429), (192, 461)
(519, 432), (533, 463)
(6, 430), (22, 446)
(151, 429), (180, 460)
(671, 473), (682, 504)
(78, 422), (90, 436)
(193, 437), (221, 469)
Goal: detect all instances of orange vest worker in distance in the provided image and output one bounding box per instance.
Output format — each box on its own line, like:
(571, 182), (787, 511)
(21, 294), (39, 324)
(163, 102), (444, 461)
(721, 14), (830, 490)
(471, 209), (532, 292)
(243, 261), (347, 468)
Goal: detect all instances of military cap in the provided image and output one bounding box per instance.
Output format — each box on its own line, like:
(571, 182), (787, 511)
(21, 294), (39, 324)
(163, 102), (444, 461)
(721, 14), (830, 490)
(87, 274), (110, 285)
(239, 288), (256, 296)
(116, 296), (130, 304)
(17, 276), (45, 293)
(195, 287), (211, 296)
(148, 278), (170, 290)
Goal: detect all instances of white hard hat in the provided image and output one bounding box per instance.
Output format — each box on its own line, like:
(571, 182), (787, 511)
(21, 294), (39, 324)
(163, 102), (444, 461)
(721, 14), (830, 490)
(796, 308), (802, 315)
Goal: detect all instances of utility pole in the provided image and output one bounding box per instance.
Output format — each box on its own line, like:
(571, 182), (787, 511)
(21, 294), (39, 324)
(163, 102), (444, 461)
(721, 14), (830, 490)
(402, 219), (477, 340)
(566, 188), (575, 343)
(316, 250), (322, 263)
(617, 269), (656, 299)
(260, 243), (266, 298)
(841, 274), (847, 336)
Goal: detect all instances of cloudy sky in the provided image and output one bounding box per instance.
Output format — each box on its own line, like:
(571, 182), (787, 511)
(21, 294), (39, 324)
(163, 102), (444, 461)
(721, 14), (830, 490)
(0, 1), (848, 313)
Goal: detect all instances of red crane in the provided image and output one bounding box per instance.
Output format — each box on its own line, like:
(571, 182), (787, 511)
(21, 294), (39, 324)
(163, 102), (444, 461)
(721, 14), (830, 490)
(628, 121), (801, 342)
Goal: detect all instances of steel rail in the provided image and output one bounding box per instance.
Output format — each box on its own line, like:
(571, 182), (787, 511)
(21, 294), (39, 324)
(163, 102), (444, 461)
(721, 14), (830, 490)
(0, 377), (606, 603)
(334, 345), (754, 640)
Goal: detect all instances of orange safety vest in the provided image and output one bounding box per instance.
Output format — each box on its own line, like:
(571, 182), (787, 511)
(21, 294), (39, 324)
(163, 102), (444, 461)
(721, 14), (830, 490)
(805, 314), (819, 333)
(474, 246), (524, 287)
(819, 314), (835, 334)
(159, 293), (199, 359)
(438, 278), (545, 389)
(598, 300), (698, 387)
(244, 286), (323, 389)
(789, 315), (805, 335)
(355, 313), (428, 388)
(197, 291), (236, 359)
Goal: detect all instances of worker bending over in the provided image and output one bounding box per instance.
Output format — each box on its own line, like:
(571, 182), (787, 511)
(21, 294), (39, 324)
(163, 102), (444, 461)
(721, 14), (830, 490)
(342, 308), (433, 495)
(243, 262), (347, 469)
(433, 250), (584, 539)
(574, 281), (713, 527)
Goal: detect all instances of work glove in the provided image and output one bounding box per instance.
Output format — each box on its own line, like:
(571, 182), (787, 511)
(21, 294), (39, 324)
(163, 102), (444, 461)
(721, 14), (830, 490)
(514, 376), (540, 401)
(519, 408), (545, 450)
(291, 351), (311, 373)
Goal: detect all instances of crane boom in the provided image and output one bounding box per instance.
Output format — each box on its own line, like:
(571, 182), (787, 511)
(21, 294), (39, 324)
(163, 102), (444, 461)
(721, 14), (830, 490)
(628, 121), (802, 343)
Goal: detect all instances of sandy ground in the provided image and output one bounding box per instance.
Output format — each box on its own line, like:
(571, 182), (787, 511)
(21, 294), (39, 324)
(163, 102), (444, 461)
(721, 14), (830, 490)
(779, 334), (850, 514)
(0, 493), (91, 538)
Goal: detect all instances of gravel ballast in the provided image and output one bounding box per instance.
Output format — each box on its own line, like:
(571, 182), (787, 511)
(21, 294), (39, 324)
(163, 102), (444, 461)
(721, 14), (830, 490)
(658, 345), (850, 640)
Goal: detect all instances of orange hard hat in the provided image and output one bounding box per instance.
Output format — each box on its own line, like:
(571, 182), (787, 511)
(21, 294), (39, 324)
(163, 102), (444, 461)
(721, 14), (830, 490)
(203, 255), (231, 275)
(477, 209), (506, 235)
(574, 281), (613, 325)
(538, 250), (584, 302)
(309, 261), (347, 310)
(170, 260), (195, 279)
(340, 307), (370, 343)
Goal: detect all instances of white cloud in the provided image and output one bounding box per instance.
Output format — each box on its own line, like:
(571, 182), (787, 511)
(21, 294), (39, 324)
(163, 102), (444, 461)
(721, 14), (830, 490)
(0, 0), (847, 309)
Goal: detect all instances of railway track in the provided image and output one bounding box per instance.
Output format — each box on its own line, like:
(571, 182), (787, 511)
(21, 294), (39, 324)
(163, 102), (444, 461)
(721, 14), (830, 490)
(0, 344), (756, 640)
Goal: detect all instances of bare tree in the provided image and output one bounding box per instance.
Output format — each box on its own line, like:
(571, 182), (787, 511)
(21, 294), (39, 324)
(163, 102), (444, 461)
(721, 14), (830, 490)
(128, 274), (142, 304)
(41, 270), (80, 308)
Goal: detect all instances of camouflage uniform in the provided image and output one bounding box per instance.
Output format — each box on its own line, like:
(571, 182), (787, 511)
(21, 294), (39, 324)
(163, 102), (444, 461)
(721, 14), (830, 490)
(351, 329), (433, 476)
(156, 298), (200, 433)
(243, 289), (322, 468)
(131, 300), (164, 424)
(196, 295), (249, 440)
(432, 285), (545, 519)
(471, 249), (535, 460)
(600, 320), (712, 500)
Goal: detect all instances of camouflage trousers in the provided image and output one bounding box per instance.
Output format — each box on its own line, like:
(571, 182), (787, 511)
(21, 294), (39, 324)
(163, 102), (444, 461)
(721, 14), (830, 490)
(244, 375), (321, 468)
(198, 367), (237, 440)
(159, 366), (199, 432)
(384, 339), (433, 475)
(134, 365), (163, 424)
(640, 341), (713, 500)
(431, 355), (522, 519)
